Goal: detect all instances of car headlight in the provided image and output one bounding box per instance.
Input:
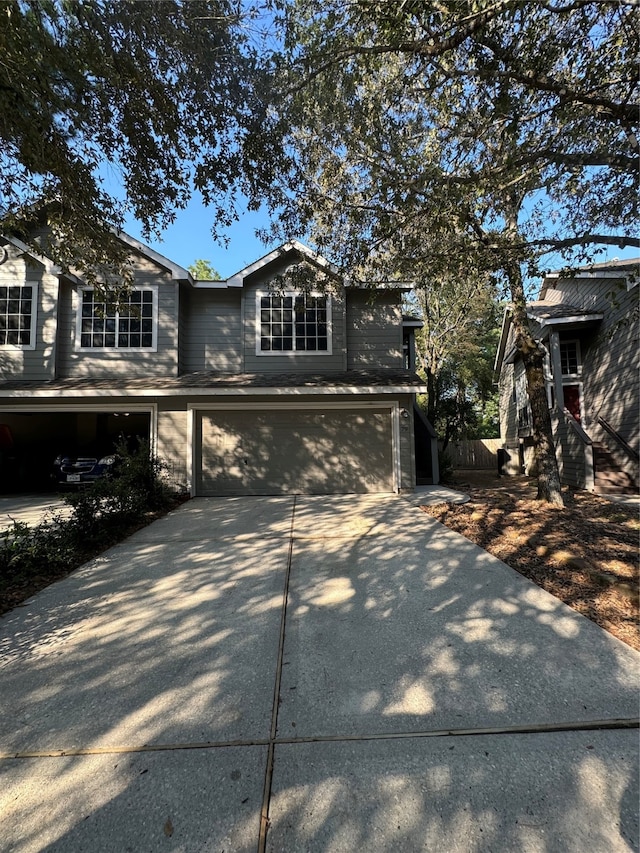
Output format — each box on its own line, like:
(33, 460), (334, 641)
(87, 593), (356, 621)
(99, 455), (117, 465)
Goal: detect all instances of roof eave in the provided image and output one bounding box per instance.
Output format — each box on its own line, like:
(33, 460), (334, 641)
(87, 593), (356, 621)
(115, 231), (192, 282)
(526, 310), (604, 327)
(0, 384), (428, 399)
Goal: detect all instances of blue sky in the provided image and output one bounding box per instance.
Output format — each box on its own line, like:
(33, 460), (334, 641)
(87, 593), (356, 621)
(123, 196), (637, 286)
(121, 192), (282, 279)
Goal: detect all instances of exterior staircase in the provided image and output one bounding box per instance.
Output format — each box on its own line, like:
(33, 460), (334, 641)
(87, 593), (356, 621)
(592, 443), (639, 495)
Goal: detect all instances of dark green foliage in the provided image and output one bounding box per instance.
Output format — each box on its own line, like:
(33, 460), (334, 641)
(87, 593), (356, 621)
(437, 450), (455, 485)
(0, 517), (77, 585)
(188, 260), (222, 280)
(0, 1), (282, 285)
(64, 437), (171, 527)
(0, 441), (177, 609)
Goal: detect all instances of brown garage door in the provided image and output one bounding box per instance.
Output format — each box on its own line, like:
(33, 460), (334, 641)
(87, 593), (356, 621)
(197, 408), (394, 496)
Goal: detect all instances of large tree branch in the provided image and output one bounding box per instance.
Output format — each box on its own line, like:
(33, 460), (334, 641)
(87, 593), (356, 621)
(504, 150), (638, 171)
(539, 0), (638, 11)
(523, 234), (640, 250)
(286, 0), (514, 95)
(475, 33), (638, 126)
(288, 8), (637, 126)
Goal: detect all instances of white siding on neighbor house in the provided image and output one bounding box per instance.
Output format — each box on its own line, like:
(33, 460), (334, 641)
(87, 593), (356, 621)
(181, 288), (242, 373)
(57, 255), (180, 378)
(0, 241), (58, 381)
(241, 259), (347, 373)
(346, 291), (403, 369)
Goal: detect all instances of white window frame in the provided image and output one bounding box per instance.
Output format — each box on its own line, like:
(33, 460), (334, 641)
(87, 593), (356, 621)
(76, 285), (159, 352)
(255, 291), (333, 356)
(0, 282), (38, 350)
(559, 339), (582, 378)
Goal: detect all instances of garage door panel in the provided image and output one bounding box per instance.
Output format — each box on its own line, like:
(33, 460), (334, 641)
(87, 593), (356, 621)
(198, 409), (393, 496)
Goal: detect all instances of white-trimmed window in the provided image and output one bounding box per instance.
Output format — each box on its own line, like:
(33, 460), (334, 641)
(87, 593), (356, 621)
(0, 284), (37, 348)
(559, 340), (581, 377)
(257, 292), (332, 354)
(77, 287), (157, 351)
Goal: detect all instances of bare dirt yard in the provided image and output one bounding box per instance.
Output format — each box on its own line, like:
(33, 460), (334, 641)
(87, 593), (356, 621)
(422, 470), (639, 650)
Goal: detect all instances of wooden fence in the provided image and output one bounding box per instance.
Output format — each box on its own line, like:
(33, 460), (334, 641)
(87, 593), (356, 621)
(439, 438), (503, 469)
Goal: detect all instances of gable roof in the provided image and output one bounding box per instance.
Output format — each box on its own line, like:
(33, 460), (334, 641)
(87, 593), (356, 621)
(540, 257), (639, 298)
(116, 232), (191, 281)
(493, 300), (604, 377)
(213, 240), (412, 291)
(2, 229), (194, 285)
(526, 300), (603, 327)
(1, 234), (86, 285)
(223, 240), (339, 288)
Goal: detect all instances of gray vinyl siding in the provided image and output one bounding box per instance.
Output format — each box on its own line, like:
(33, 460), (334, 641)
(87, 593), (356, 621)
(546, 277), (639, 454)
(498, 321), (520, 446)
(182, 289), (242, 373)
(498, 361), (516, 443)
(177, 284), (187, 375)
(54, 279), (75, 375)
(242, 262), (347, 373)
(346, 291), (403, 369)
(57, 255), (179, 378)
(499, 274), (639, 486)
(398, 392), (416, 489)
(156, 403), (189, 490)
(498, 331), (525, 476)
(553, 416), (590, 490)
(0, 241), (58, 380)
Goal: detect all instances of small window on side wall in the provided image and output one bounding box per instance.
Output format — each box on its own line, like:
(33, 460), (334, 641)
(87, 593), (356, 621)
(559, 340), (580, 376)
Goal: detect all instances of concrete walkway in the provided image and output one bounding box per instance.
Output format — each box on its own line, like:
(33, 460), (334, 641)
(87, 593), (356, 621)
(0, 494), (637, 852)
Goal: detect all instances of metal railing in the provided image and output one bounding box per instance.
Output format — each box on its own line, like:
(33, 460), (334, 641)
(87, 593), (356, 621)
(597, 417), (639, 462)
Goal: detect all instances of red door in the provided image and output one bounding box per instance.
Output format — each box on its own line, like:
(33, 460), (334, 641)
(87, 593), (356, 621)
(563, 385), (581, 422)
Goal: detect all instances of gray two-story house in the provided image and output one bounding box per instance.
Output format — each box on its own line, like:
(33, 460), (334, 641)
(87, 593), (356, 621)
(495, 259), (639, 494)
(0, 232), (437, 495)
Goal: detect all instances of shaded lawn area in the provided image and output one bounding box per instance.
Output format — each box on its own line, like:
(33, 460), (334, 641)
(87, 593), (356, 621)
(422, 470), (639, 651)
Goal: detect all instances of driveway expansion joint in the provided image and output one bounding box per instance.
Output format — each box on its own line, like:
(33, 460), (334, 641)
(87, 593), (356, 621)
(3, 717), (636, 762)
(258, 495), (298, 853)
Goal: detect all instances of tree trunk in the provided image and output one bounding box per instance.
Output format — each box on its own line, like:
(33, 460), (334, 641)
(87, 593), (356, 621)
(426, 366), (437, 426)
(507, 262), (564, 506)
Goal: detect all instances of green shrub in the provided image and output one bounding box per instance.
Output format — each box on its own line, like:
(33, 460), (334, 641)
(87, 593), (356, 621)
(438, 450), (455, 484)
(0, 516), (76, 594)
(1, 442), (177, 607)
(63, 438), (172, 528)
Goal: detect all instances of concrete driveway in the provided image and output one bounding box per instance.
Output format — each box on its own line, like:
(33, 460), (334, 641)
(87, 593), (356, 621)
(0, 494), (71, 533)
(0, 493), (638, 852)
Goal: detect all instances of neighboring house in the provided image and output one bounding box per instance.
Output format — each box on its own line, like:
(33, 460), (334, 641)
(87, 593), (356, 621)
(0, 232), (438, 495)
(495, 259), (639, 494)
